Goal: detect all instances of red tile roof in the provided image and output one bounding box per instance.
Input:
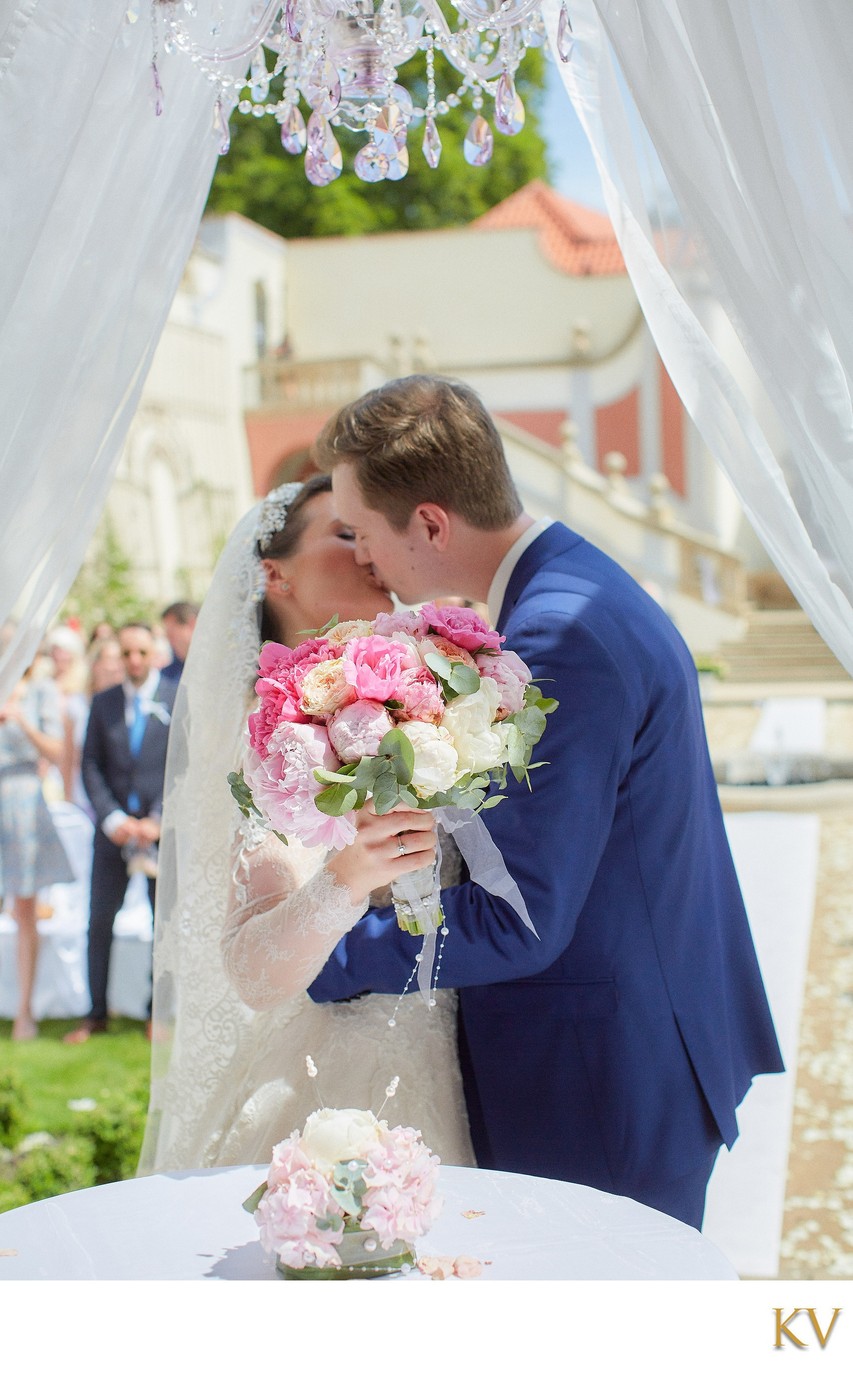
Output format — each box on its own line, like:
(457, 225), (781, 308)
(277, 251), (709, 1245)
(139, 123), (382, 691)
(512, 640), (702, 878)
(473, 180), (625, 276)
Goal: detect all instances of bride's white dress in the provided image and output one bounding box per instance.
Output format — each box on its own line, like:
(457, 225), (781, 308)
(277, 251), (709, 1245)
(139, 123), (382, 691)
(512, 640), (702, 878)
(142, 821), (474, 1171)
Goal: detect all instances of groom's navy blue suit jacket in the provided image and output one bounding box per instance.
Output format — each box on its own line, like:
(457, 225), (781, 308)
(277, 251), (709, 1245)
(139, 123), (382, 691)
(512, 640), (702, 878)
(311, 523), (783, 1197)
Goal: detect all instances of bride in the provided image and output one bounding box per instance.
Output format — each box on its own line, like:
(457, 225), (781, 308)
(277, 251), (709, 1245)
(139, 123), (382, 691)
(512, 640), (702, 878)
(138, 476), (474, 1172)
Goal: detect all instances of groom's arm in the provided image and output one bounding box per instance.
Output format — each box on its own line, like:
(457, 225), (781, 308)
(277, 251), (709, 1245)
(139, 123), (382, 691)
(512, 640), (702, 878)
(310, 609), (633, 1001)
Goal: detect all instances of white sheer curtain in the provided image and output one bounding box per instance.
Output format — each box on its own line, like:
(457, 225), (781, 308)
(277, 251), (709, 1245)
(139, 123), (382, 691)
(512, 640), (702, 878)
(549, 0), (853, 674)
(0, 0), (251, 700)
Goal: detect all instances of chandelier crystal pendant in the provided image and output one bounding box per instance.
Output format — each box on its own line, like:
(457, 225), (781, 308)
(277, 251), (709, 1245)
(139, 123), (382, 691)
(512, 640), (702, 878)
(148, 0), (575, 184)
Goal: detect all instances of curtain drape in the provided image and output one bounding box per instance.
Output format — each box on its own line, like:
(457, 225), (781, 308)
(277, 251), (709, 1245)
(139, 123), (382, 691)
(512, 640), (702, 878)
(549, 0), (853, 674)
(0, 1), (251, 699)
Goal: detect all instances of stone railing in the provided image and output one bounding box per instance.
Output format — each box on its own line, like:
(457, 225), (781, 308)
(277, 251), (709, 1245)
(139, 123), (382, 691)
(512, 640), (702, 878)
(498, 417), (748, 649)
(244, 355), (389, 412)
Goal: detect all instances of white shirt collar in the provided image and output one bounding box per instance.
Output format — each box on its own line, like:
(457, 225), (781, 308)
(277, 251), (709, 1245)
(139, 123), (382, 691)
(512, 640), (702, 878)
(487, 518), (553, 627)
(122, 669), (161, 705)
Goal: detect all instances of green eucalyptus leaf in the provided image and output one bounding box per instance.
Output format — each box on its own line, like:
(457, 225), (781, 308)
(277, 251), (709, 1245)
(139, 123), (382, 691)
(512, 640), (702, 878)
(314, 783), (359, 816)
(447, 663), (481, 697)
(227, 769), (262, 819)
(371, 762), (402, 814)
(297, 613), (340, 638)
(423, 651), (453, 683)
(377, 727), (415, 785)
(313, 765), (359, 787)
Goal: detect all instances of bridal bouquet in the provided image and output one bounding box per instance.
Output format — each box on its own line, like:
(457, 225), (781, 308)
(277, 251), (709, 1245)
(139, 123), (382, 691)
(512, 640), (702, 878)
(243, 1099), (442, 1280)
(229, 602), (557, 934)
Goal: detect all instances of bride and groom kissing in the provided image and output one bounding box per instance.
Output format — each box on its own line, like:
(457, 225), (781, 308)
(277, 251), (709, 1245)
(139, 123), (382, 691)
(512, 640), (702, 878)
(144, 374), (783, 1232)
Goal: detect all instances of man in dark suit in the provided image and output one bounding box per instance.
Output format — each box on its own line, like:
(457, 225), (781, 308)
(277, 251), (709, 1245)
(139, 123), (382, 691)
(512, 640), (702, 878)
(308, 375), (784, 1229)
(159, 601), (198, 683)
(65, 622), (176, 1042)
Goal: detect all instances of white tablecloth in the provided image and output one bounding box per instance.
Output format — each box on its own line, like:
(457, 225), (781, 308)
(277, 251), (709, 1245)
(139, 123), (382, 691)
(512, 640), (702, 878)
(0, 1165), (738, 1281)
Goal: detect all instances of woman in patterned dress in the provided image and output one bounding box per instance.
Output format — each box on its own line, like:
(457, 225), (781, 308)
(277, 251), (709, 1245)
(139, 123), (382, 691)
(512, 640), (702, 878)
(0, 664), (75, 1040)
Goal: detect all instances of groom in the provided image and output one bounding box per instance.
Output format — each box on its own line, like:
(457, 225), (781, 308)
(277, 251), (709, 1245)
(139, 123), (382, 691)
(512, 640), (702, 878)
(309, 375), (783, 1228)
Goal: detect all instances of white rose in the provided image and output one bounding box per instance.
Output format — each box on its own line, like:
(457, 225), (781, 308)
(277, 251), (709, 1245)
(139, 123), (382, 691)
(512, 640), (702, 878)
(441, 677), (506, 774)
(299, 1107), (383, 1171)
(398, 720), (460, 796)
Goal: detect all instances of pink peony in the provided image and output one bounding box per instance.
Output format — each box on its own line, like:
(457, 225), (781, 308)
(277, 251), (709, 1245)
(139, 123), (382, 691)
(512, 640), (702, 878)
(394, 665), (445, 725)
(475, 649), (532, 719)
(250, 639), (342, 750)
(243, 723), (357, 850)
(342, 635), (420, 702)
(328, 699), (394, 763)
(248, 682), (308, 753)
(373, 609), (430, 638)
(420, 602), (504, 653)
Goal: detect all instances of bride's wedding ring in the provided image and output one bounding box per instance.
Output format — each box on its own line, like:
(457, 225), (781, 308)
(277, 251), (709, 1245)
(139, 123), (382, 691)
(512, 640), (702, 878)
(397, 837), (407, 857)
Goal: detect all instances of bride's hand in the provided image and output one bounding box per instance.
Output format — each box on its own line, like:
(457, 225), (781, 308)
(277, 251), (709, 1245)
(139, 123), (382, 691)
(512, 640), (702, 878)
(325, 801), (437, 906)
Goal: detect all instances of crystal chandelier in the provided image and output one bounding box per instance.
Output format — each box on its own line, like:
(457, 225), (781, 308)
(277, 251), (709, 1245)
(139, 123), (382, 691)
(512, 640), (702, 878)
(139, 1), (574, 185)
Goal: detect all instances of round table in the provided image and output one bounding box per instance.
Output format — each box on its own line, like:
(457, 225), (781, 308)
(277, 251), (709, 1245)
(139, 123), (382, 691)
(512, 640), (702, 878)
(0, 1165), (737, 1281)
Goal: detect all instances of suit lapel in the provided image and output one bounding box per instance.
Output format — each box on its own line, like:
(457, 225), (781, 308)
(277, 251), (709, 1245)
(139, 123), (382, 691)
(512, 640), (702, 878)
(497, 522), (583, 632)
(135, 682), (174, 763)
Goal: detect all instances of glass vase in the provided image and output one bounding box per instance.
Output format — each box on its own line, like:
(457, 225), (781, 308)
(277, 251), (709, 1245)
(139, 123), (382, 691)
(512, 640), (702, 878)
(390, 858), (444, 936)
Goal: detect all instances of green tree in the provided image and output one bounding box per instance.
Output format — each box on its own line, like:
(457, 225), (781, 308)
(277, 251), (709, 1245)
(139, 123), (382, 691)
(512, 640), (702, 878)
(61, 516), (155, 631)
(206, 48), (550, 237)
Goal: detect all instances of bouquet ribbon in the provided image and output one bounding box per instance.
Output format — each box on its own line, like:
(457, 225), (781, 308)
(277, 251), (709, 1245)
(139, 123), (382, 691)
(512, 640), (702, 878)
(411, 806), (539, 1002)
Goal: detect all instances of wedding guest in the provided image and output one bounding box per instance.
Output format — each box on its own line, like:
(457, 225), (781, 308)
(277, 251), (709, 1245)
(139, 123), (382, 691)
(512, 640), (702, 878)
(64, 622), (177, 1043)
(87, 621), (116, 650)
(0, 664), (75, 1040)
(88, 638), (124, 696)
(45, 625), (89, 808)
(159, 601), (199, 683)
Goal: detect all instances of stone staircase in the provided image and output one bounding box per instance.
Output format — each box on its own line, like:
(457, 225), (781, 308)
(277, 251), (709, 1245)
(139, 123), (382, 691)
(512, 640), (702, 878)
(717, 609), (851, 683)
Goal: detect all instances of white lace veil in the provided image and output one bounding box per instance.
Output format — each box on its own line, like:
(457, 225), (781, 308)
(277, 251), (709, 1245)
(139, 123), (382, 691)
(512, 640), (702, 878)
(137, 484), (303, 1173)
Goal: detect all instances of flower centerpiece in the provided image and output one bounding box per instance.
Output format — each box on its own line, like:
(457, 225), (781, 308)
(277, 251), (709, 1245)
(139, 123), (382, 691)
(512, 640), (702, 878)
(229, 603), (557, 936)
(243, 1071), (441, 1280)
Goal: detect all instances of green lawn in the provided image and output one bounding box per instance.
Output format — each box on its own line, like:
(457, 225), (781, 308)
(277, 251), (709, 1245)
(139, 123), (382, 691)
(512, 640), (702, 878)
(1, 1018), (150, 1137)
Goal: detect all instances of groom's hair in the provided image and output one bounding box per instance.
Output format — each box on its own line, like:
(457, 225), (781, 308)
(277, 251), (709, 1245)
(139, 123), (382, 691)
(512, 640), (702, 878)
(313, 375), (522, 531)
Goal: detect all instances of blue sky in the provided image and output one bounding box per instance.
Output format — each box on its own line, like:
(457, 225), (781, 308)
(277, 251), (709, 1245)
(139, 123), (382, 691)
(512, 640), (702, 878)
(541, 64), (606, 211)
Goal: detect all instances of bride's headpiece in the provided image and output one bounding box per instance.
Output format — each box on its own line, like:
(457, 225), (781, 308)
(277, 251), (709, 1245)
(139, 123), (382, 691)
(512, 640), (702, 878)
(252, 481), (303, 603)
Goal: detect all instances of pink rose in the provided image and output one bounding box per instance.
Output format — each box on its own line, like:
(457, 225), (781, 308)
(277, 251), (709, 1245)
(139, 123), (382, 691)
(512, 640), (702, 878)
(420, 602), (504, 653)
(328, 699), (394, 763)
(243, 722), (357, 850)
(475, 649), (532, 719)
(373, 609), (430, 638)
(394, 665), (445, 725)
(299, 658), (357, 717)
(342, 635), (420, 702)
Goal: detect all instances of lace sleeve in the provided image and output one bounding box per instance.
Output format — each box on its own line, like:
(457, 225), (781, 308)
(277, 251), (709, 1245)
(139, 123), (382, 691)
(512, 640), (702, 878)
(221, 824), (368, 1011)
